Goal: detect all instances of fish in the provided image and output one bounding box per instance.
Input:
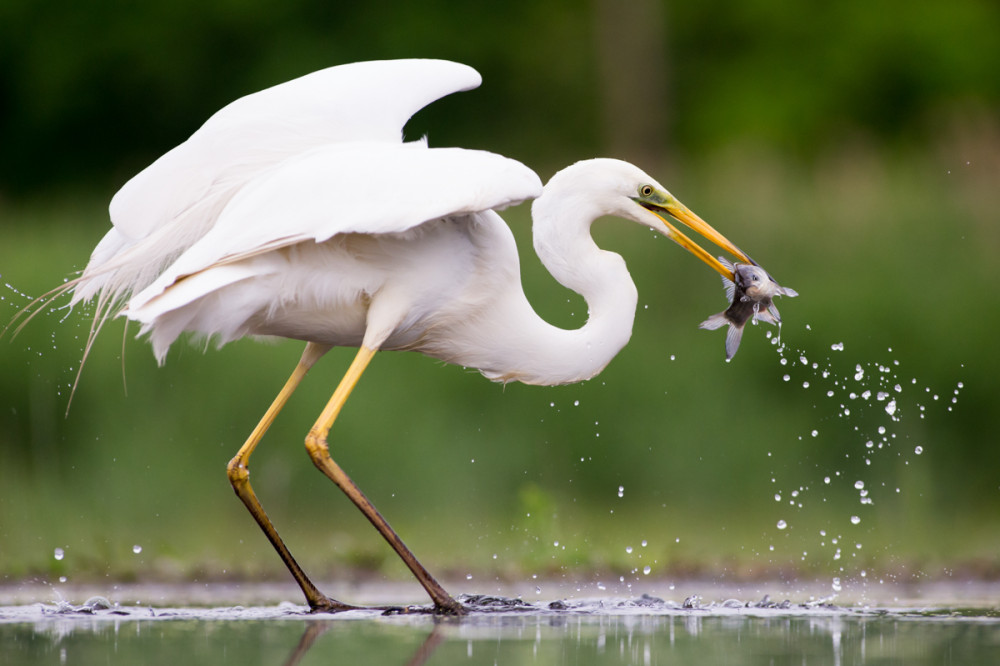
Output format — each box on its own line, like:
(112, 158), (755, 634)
(700, 258), (798, 360)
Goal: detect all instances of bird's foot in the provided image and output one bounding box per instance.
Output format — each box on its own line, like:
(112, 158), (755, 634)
(434, 598), (468, 616)
(307, 592), (467, 616)
(377, 598), (468, 616)
(307, 596), (361, 614)
(308, 595), (418, 615)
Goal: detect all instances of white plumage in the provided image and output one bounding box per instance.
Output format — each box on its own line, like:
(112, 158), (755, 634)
(48, 59), (755, 613)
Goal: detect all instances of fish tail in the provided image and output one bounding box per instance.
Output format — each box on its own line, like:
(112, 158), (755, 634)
(725, 324), (744, 360)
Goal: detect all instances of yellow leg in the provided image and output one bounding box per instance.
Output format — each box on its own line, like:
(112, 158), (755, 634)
(226, 342), (352, 612)
(305, 345), (465, 615)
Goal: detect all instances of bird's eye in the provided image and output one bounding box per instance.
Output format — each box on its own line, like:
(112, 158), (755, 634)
(638, 185), (654, 197)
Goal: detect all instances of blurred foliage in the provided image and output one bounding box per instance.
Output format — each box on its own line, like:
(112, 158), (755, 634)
(1, 0), (999, 587)
(2, 0), (999, 195)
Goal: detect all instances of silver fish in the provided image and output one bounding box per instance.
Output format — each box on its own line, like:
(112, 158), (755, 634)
(700, 258), (798, 360)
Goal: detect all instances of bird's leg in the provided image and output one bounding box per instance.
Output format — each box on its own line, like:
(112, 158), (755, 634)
(305, 345), (466, 615)
(226, 342), (354, 612)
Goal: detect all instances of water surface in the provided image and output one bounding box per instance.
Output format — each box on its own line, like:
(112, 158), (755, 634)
(3, 582), (997, 665)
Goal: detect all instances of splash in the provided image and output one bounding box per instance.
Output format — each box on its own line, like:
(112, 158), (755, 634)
(762, 327), (964, 597)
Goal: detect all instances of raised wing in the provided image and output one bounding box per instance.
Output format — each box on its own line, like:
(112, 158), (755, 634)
(127, 142), (543, 315)
(110, 59), (482, 242)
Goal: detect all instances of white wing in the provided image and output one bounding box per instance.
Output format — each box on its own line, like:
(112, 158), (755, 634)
(110, 59), (481, 241)
(128, 143), (543, 318)
(73, 59), (481, 305)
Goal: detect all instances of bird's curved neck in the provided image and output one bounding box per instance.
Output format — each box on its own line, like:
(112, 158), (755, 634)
(486, 192), (639, 386)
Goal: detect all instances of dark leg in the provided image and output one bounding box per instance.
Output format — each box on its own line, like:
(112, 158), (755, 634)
(304, 345), (465, 615)
(226, 342), (352, 611)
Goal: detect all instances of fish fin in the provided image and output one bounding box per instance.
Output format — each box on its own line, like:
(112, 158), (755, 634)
(754, 310), (781, 326)
(718, 257), (737, 302)
(764, 302), (782, 324)
(699, 312), (729, 330)
(780, 286), (799, 298)
(725, 324), (744, 360)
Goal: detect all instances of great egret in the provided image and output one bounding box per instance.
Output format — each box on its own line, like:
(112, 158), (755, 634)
(30, 59), (762, 614)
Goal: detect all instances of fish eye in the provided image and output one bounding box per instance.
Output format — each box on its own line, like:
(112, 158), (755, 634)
(638, 184), (654, 197)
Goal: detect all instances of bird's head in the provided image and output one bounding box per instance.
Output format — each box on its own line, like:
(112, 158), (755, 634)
(542, 158), (754, 281)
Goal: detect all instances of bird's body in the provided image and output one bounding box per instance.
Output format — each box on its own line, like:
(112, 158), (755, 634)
(35, 59), (765, 614)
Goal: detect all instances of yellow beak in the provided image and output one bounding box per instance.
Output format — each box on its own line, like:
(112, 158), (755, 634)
(641, 198), (753, 281)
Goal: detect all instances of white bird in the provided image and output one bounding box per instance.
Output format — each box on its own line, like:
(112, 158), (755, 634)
(30, 59), (757, 614)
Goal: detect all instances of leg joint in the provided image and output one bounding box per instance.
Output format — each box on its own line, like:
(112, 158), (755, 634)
(226, 456), (250, 487)
(304, 428), (330, 464)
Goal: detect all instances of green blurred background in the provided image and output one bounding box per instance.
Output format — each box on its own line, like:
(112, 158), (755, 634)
(2, 0), (998, 592)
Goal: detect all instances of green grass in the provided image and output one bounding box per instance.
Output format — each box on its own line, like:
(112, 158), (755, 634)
(1, 145), (997, 588)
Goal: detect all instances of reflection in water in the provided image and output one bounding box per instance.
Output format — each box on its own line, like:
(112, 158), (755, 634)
(282, 622), (444, 666)
(282, 621), (328, 666)
(2, 600), (999, 665)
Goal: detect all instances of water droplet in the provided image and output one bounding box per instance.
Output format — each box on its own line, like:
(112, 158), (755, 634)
(831, 342), (844, 351)
(854, 365), (865, 381)
(854, 481), (864, 490)
(573, 400), (580, 407)
(850, 515), (861, 525)
(885, 399), (897, 416)
(914, 446), (923, 455)
(774, 493), (782, 502)
(466, 573), (473, 580)
(617, 485), (624, 498)
(643, 566), (651, 575)
(132, 544), (142, 554)
(832, 577), (842, 592)
(782, 374), (790, 382)
(810, 430), (819, 438)
(54, 548), (65, 561)
(823, 476), (831, 484)
(641, 540), (648, 547)
(625, 545), (633, 554)
(776, 520), (788, 530)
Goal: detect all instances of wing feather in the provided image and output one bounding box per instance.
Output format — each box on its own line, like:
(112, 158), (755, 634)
(128, 143), (542, 315)
(110, 59), (481, 241)
(72, 59), (483, 313)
